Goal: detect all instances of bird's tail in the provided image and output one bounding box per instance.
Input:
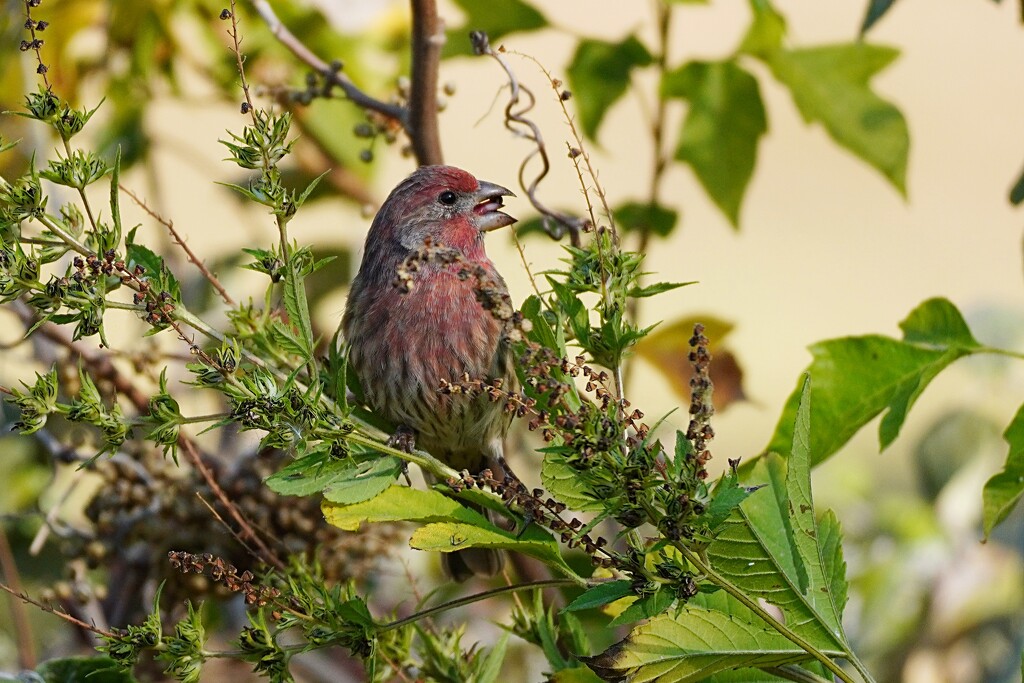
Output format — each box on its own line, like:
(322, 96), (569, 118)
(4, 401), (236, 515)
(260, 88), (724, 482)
(443, 545), (505, 582)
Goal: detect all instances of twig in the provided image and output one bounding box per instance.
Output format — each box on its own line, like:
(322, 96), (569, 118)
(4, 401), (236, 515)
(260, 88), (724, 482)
(0, 525), (36, 668)
(180, 439), (285, 571)
(0, 580), (114, 639)
(119, 184), (235, 306)
(471, 32), (584, 247)
(408, 0), (444, 165)
(250, 0), (406, 125)
(195, 493), (262, 562)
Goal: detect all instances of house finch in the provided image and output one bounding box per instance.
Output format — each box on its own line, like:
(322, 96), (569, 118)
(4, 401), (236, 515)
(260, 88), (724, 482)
(342, 165), (517, 580)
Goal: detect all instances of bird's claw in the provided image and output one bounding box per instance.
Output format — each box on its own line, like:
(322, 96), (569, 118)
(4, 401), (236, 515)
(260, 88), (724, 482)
(387, 425), (416, 485)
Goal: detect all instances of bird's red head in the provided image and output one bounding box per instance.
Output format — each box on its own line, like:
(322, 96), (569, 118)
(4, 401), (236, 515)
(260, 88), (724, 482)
(366, 165), (516, 258)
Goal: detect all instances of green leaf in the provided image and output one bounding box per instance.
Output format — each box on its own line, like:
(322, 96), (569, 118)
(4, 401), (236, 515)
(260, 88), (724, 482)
(860, 0), (900, 35)
(323, 456), (403, 504)
(36, 656), (138, 682)
(585, 605), (822, 681)
(662, 60), (766, 227)
(606, 588), (675, 628)
(786, 377), (844, 636)
(613, 201), (679, 238)
(708, 469), (840, 649)
(265, 448), (374, 497)
(764, 42), (909, 194)
(322, 485), (490, 531)
(738, 0), (787, 58)
(410, 521), (577, 579)
(982, 402), (1024, 539)
(443, 0), (547, 57)
(899, 297), (979, 347)
(283, 261), (314, 359)
(567, 36), (653, 140)
(562, 580), (633, 613)
(705, 467), (761, 532)
(476, 632), (510, 683)
(1011, 160), (1024, 206)
(767, 298), (981, 464)
(550, 668), (603, 683)
(541, 453), (604, 511)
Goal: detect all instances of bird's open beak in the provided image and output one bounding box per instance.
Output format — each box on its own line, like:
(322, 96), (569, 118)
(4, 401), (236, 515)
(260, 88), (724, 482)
(473, 180), (517, 232)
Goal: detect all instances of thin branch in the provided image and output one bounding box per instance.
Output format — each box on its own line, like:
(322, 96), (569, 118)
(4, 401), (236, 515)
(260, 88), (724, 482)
(408, 0), (444, 165)
(179, 438), (286, 572)
(250, 0), (407, 125)
(0, 525), (36, 668)
(120, 184), (235, 306)
(11, 304), (287, 572)
(0, 580), (114, 639)
(378, 578), (577, 632)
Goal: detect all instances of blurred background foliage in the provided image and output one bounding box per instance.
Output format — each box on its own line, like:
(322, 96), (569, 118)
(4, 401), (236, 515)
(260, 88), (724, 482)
(0, 0), (1022, 681)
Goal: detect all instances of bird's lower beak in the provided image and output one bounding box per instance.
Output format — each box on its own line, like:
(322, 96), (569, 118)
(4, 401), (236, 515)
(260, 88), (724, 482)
(473, 180), (517, 232)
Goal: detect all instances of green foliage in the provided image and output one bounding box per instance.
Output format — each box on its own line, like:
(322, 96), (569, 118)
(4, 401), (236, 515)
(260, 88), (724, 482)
(442, 0), (547, 57)
(661, 60), (766, 227)
(567, 36), (653, 140)
(34, 657), (138, 683)
(983, 404), (1024, 539)
(768, 298), (982, 465)
(589, 381), (860, 681)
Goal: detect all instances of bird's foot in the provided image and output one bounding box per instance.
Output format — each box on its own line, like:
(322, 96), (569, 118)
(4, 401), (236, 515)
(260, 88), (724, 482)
(387, 425), (416, 485)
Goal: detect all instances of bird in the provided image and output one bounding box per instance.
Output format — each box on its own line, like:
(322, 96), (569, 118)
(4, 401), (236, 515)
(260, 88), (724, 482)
(342, 165), (517, 580)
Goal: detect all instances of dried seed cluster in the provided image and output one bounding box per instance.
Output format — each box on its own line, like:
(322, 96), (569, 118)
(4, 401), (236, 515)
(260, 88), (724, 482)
(168, 551), (280, 606)
(447, 460), (616, 569)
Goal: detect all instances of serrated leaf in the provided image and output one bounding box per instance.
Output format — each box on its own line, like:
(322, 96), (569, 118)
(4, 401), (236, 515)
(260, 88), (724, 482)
(706, 454), (844, 650)
(541, 453), (604, 511)
(265, 448), (350, 497)
(765, 43), (909, 194)
(567, 36), (653, 140)
(786, 377), (843, 637)
(323, 456), (402, 504)
(283, 263), (314, 359)
(705, 468), (761, 532)
(767, 298), (981, 464)
(550, 667), (603, 683)
(817, 510), (847, 614)
(982, 402), (1024, 539)
(607, 588), (675, 628)
(410, 521), (577, 578)
(322, 485), (489, 531)
(585, 606), (826, 682)
(662, 60), (766, 227)
(563, 580), (633, 613)
(443, 0), (547, 57)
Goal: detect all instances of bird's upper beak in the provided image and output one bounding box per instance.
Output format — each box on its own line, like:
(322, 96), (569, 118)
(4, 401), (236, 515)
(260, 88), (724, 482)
(472, 180), (517, 232)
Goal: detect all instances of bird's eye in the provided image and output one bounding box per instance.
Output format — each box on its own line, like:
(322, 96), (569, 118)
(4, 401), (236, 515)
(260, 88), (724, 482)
(437, 190), (458, 206)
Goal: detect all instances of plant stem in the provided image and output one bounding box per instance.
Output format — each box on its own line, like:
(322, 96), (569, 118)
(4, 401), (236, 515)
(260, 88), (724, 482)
(378, 579), (577, 632)
(677, 543), (859, 683)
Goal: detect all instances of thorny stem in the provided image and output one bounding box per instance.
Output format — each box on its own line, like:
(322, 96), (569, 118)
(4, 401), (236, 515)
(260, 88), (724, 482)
(378, 579), (579, 632)
(409, 0), (444, 165)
